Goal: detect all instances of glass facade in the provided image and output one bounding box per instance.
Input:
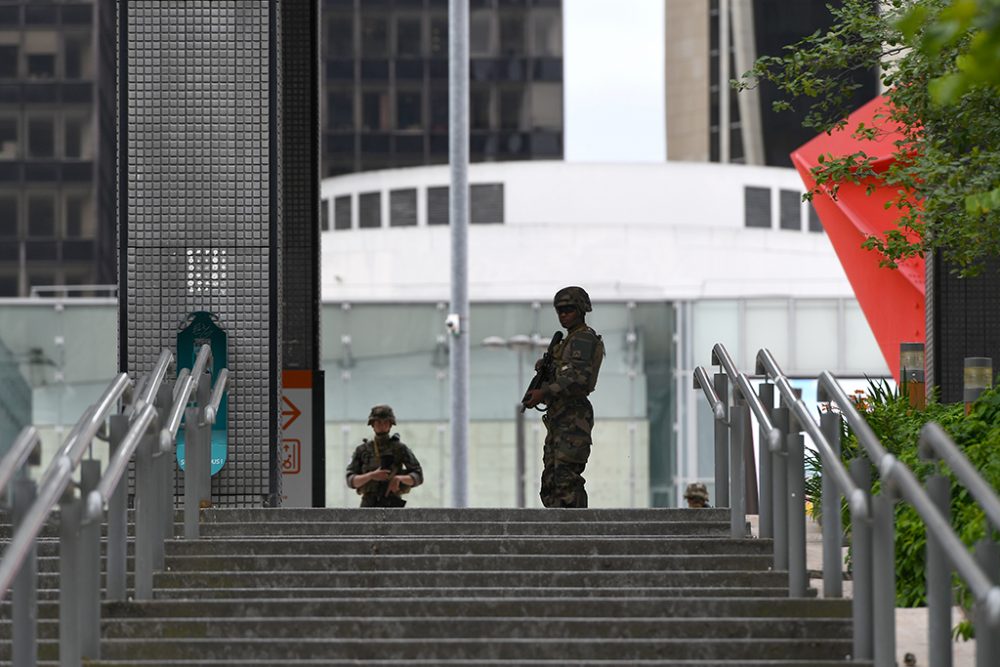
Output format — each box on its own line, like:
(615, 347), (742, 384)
(321, 0), (564, 177)
(0, 1), (115, 297)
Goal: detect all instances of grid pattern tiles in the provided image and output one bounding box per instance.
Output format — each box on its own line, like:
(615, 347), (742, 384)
(123, 0), (279, 506)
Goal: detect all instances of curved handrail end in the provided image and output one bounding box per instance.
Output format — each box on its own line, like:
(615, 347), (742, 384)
(848, 488), (870, 521)
(84, 489), (103, 524)
(985, 586), (1000, 627)
(767, 427), (783, 452)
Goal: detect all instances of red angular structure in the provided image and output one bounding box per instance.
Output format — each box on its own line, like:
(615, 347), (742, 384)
(790, 96), (925, 381)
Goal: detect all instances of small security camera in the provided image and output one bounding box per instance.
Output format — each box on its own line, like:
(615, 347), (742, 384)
(445, 313), (461, 336)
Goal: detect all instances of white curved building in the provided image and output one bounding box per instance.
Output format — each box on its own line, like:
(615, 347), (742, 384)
(318, 161), (888, 509)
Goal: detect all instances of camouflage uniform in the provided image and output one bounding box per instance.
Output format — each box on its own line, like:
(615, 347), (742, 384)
(538, 287), (604, 508)
(345, 405), (423, 508)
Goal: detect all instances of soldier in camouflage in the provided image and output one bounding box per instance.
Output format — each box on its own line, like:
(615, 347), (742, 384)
(345, 405), (423, 508)
(524, 286), (604, 508)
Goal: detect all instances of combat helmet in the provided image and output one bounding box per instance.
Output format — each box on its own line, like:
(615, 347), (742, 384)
(367, 404), (396, 426)
(553, 286), (592, 313)
(684, 482), (709, 503)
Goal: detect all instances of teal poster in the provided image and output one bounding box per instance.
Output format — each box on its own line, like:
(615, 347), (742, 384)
(176, 311), (228, 475)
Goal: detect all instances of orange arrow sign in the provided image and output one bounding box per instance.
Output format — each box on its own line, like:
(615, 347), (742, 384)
(281, 395), (302, 430)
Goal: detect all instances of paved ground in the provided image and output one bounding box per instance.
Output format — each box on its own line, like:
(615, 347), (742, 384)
(748, 515), (977, 666)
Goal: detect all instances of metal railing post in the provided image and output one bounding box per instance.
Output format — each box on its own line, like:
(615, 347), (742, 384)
(183, 403), (202, 540)
(786, 412), (807, 597)
(820, 411), (843, 598)
(771, 402), (789, 571)
(872, 490), (897, 667)
(975, 539), (1000, 667)
(157, 384), (175, 545)
(713, 372), (730, 509)
(133, 429), (156, 600)
(757, 382), (774, 539)
(58, 489), (81, 667)
(730, 395), (748, 538)
(78, 460), (101, 659)
(925, 473), (952, 667)
(849, 458), (874, 661)
(11, 477), (37, 667)
(105, 414), (129, 601)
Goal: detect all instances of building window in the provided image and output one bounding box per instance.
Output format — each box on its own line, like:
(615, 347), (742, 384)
(28, 118), (55, 158)
(779, 190), (802, 231)
(531, 8), (561, 57)
(529, 83), (561, 131)
(471, 183), (504, 224)
(320, 200), (330, 231)
(396, 91), (422, 131)
(0, 194), (17, 238)
(362, 91), (390, 131)
(326, 15), (353, 58)
(358, 192), (381, 228)
(471, 87), (492, 131)
(27, 195), (56, 238)
(0, 45), (17, 78)
(744, 187), (771, 229)
(389, 189), (417, 227)
(328, 92), (354, 131)
(499, 90), (524, 131)
(26, 53), (55, 79)
(430, 88), (448, 133)
(64, 116), (90, 159)
(0, 117), (17, 159)
(396, 17), (422, 57)
(470, 9), (495, 57)
(808, 202), (824, 232)
(361, 16), (388, 58)
(63, 35), (92, 80)
(334, 195), (351, 230)
(500, 14), (526, 56)
(0, 275), (17, 297)
(427, 186), (448, 225)
(430, 17), (448, 57)
(64, 193), (93, 238)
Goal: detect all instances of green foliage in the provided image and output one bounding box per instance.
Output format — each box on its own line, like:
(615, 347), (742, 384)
(738, 0), (1000, 276)
(805, 379), (1000, 637)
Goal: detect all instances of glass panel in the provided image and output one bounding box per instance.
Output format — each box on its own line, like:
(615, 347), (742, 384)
(26, 54), (55, 79)
(326, 15), (353, 58)
(64, 116), (91, 159)
(499, 89), (523, 130)
(844, 300), (889, 373)
(529, 83), (560, 131)
(27, 195), (55, 238)
(794, 300), (839, 373)
(320, 200), (330, 231)
(779, 189), (801, 231)
(0, 45), (17, 78)
(28, 117), (55, 158)
(427, 186), (448, 225)
(430, 17), (448, 57)
(471, 87), (492, 130)
(63, 35), (92, 79)
(470, 9), (495, 57)
(499, 14), (525, 55)
(430, 88), (448, 132)
(362, 91), (390, 131)
(63, 192), (93, 238)
(692, 300), (738, 368)
(396, 17), (422, 57)
(745, 300), (788, 370)
(531, 8), (561, 56)
(361, 16), (388, 57)
(0, 193), (17, 237)
(358, 192), (381, 228)
(396, 90), (422, 131)
(0, 117), (17, 158)
(744, 186), (771, 228)
(389, 189), (417, 227)
(327, 92), (353, 130)
(334, 195), (351, 230)
(808, 202), (824, 232)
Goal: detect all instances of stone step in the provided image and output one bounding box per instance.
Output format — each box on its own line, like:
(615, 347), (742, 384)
(0, 615), (852, 641)
(66, 661), (874, 667)
(5, 637), (855, 662)
(199, 520), (731, 537)
(154, 553), (774, 573)
(96, 596), (850, 620)
(162, 536), (774, 557)
(199, 507), (732, 523)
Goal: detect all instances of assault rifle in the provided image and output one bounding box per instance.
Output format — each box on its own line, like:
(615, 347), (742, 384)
(519, 331), (563, 413)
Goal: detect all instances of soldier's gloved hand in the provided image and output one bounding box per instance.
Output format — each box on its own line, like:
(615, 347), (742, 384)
(534, 358), (544, 371)
(523, 389), (545, 408)
(369, 468), (391, 482)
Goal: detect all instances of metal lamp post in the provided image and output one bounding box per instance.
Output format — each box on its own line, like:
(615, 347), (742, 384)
(483, 334), (549, 507)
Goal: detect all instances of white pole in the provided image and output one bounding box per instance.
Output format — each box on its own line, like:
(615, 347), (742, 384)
(448, 0), (470, 507)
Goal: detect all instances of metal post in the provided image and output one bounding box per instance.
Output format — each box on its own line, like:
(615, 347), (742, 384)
(975, 539), (1000, 667)
(106, 414), (129, 600)
(12, 478), (37, 667)
(771, 403), (789, 571)
(820, 411), (843, 598)
(58, 491), (81, 667)
(158, 385), (175, 544)
(729, 398), (747, 538)
(850, 458), (874, 661)
(448, 0), (469, 508)
(515, 403), (525, 508)
(713, 372), (730, 508)
(786, 427), (807, 597)
(183, 406), (202, 540)
(134, 430), (156, 600)
(719, 0), (730, 163)
(757, 383), (774, 539)
(872, 491), (896, 667)
(78, 460), (101, 659)
(926, 474), (952, 667)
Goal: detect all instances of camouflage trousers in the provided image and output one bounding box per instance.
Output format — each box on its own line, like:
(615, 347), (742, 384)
(540, 398), (593, 508)
(360, 493), (406, 508)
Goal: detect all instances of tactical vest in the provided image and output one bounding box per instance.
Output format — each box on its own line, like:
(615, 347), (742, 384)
(357, 434), (413, 497)
(554, 325), (604, 395)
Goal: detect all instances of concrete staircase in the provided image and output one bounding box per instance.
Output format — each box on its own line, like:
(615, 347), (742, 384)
(1, 507), (865, 666)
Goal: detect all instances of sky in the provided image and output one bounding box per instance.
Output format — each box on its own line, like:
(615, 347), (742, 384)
(563, 0), (666, 163)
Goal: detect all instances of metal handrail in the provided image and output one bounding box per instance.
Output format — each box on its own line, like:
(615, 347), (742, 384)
(133, 349), (174, 414)
(160, 344), (211, 452)
(693, 367), (725, 419)
(758, 351), (868, 518)
(712, 344), (782, 451)
(919, 421), (1000, 533)
(0, 427), (40, 498)
(820, 373), (1000, 622)
(84, 403), (157, 522)
(204, 368), (229, 425)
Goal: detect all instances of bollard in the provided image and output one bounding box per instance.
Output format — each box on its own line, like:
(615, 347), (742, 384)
(849, 458), (874, 661)
(757, 383), (775, 539)
(819, 411), (843, 598)
(926, 474), (952, 667)
(12, 478), (38, 667)
(58, 489), (81, 667)
(713, 373), (730, 509)
(105, 415), (129, 601)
